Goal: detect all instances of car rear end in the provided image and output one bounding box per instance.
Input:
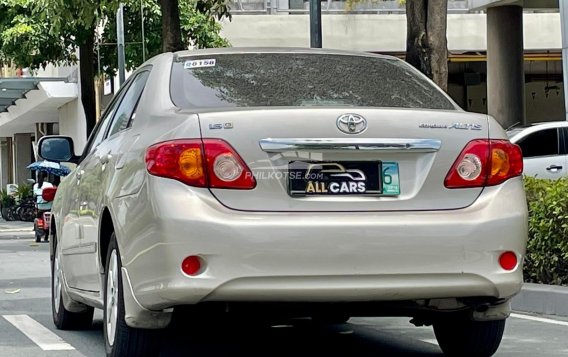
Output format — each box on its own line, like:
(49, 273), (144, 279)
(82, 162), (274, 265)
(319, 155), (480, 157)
(124, 50), (527, 320)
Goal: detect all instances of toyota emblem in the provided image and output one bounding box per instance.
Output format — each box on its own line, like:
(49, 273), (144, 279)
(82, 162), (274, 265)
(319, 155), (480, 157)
(336, 114), (367, 134)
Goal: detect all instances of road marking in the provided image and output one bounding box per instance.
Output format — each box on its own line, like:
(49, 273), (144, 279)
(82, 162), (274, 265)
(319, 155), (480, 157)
(511, 313), (568, 327)
(2, 314), (75, 350)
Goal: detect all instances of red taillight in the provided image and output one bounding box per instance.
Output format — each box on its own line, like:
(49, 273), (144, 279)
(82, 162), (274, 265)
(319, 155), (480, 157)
(145, 139), (207, 187)
(42, 187), (57, 202)
(444, 139), (523, 189)
(37, 219), (44, 230)
(145, 139), (256, 189)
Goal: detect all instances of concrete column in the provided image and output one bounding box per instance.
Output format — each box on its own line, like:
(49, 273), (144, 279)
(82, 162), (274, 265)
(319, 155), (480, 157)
(487, 5), (525, 128)
(560, 0), (568, 121)
(0, 138), (10, 189)
(13, 133), (33, 185)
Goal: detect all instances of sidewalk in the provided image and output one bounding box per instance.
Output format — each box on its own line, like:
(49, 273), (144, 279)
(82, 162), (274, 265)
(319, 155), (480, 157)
(512, 283), (568, 317)
(0, 218), (34, 232)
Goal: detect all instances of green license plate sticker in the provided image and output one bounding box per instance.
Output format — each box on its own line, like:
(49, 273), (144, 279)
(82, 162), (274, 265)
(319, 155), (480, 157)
(382, 162), (400, 196)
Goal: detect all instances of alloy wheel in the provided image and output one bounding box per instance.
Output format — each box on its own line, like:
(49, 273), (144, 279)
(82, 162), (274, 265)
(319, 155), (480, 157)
(53, 254), (61, 314)
(105, 249), (119, 347)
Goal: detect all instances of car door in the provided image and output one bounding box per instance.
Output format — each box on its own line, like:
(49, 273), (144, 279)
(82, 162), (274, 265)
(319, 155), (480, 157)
(63, 80), (133, 291)
(73, 70), (151, 292)
(516, 127), (568, 179)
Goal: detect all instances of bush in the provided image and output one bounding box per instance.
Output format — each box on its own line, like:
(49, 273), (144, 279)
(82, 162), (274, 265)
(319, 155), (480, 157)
(0, 189), (15, 208)
(16, 183), (33, 200)
(524, 176), (568, 285)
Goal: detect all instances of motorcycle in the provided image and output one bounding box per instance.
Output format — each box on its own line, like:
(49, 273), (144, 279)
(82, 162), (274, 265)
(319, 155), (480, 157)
(34, 186), (57, 243)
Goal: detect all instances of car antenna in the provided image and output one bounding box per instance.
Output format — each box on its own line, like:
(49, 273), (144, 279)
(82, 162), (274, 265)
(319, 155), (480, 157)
(505, 122), (521, 131)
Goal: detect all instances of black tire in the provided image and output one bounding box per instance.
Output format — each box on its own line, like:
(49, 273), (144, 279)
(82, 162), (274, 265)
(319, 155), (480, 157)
(51, 232), (94, 330)
(312, 314), (350, 325)
(1, 207), (9, 220)
(10, 206), (20, 221)
(104, 233), (160, 357)
(20, 206), (36, 222)
(433, 316), (506, 357)
(5, 207), (16, 221)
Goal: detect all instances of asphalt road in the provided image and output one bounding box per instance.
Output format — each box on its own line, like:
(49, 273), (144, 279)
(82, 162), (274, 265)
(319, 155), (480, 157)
(1, 233), (567, 357)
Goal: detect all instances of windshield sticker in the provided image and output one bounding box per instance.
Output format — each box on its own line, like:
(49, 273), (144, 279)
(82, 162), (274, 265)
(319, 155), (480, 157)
(184, 59), (216, 69)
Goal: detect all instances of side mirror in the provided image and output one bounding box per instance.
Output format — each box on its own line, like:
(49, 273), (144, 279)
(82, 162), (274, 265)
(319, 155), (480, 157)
(38, 136), (78, 163)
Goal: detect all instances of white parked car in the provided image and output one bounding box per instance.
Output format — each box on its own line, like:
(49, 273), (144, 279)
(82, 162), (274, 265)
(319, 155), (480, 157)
(507, 121), (568, 179)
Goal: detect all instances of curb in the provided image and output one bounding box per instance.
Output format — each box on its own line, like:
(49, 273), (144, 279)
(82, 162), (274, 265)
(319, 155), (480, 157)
(0, 228), (34, 232)
(512, 283), (568, 317)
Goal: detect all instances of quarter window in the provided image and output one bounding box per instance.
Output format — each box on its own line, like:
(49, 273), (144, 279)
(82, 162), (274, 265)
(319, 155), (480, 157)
(81, 79), (133, 158)
(517, 128), (560, 158)
(107, 71), (150, 138)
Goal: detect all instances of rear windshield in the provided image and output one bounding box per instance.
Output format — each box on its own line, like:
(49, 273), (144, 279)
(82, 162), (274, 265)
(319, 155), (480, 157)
(170, 53), (456, 110)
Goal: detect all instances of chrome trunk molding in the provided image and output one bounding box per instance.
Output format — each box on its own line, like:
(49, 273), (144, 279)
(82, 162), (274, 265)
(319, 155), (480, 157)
(259, 138), (442, 153)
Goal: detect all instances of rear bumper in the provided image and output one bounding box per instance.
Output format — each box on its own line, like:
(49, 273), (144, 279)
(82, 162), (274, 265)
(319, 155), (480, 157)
(117, 177), (527, 311)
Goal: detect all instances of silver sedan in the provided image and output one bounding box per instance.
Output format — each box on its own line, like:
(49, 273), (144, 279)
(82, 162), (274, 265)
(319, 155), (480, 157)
(39, 48), (527, 357)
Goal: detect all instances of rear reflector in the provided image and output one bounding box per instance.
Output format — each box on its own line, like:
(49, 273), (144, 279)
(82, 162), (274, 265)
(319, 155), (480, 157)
(145, 139), (256, 189)
(445, 139), (523, 188)
(499, 251), (518, 271)
(181, 255), (202, 276)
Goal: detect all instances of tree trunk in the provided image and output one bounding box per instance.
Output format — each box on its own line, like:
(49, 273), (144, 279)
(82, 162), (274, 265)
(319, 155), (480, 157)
(79, 29), (97, 137)
(405, 0), (448, 92)
(426, 0), (448, 92)
(160, 0), (184, 52)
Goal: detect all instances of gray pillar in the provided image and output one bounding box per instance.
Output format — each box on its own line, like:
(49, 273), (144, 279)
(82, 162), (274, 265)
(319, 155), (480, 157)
(560, 1), (568, 121)
(487, 6), (525, 128)
(0, 138), (10, 189)
(13, 133), (32, 185)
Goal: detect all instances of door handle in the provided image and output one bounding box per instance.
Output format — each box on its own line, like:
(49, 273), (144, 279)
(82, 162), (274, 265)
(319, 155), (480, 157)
(100, 154), (112, 165)
(546, 165), (563, 172)
(76, 170), (84, 180)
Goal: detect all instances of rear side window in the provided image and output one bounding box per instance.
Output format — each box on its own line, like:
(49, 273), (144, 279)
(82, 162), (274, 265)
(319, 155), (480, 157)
(517, 128), (560, 158)
(107, 70), (150, 138)
(170, 53), (456, 110)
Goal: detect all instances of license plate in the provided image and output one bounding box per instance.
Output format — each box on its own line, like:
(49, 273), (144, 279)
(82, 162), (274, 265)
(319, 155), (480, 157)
(288, 161), (400, 196)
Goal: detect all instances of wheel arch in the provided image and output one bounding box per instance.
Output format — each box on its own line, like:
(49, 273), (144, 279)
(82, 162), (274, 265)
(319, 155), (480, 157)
(49, 215), (57, 261)
(99, 207), (115, 274)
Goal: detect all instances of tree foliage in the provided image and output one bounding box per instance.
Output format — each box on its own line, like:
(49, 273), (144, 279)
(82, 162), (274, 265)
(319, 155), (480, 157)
(99, 0), (229, 78)
(0, 0), (76, 69)
(0, 0), (231, 137)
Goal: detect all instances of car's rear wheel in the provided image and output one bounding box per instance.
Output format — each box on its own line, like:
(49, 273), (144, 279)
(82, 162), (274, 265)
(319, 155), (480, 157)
(51, 233), (94, 330)
(433, 315), (506, 357)
(104, 234), (159, 357)
(311, 313), (350, 325)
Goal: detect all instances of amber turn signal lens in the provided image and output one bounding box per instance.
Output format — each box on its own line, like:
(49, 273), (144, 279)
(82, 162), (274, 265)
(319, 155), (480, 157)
(491, 148), (510, 178)
(179, 148), (204, 180)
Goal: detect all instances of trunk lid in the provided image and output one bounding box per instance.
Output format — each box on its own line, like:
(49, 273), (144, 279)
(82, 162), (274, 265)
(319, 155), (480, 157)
(197, 108), (488, 212)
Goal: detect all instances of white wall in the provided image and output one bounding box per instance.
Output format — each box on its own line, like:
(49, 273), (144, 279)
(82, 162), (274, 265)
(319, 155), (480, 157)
(58, 99), (87, 155)
(221, 13), (562, 52)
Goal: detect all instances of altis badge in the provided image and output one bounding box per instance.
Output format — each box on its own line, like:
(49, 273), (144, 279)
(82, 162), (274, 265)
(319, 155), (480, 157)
(419, 123), (482, 130)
